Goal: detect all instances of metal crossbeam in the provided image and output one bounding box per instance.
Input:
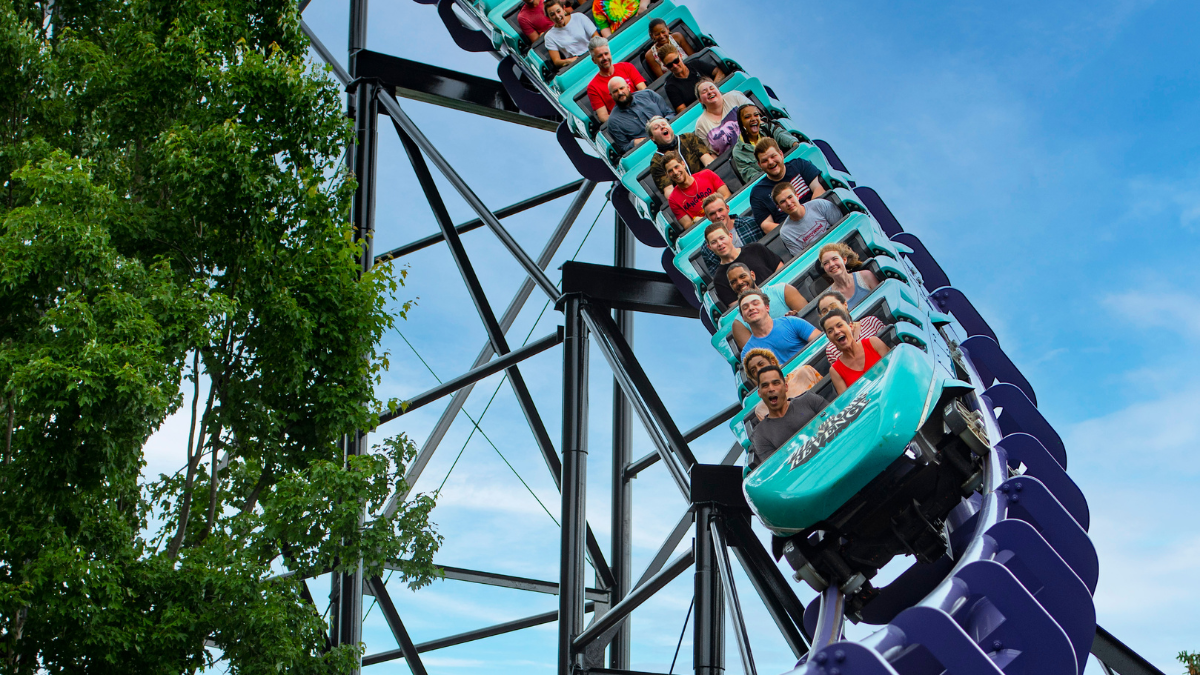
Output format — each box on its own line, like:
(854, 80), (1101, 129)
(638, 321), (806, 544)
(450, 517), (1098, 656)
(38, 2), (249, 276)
(363, 602), (597, 667)
(409, 563), (610, 602)
(356, 48), (561, 131)
(377, 329), (562, 424)
(374, 179), (586, 263)
(573, 550), (695, 651)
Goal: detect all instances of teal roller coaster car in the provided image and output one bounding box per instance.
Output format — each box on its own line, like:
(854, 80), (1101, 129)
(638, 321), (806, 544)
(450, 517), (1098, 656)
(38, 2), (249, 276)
(739, 313), (988, 602)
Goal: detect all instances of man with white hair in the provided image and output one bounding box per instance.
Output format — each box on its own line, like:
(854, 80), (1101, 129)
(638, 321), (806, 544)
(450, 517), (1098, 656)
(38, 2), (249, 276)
(585, 36), (645, 123)
(606, 76), (674, 154)
(646, 116), (714, 199)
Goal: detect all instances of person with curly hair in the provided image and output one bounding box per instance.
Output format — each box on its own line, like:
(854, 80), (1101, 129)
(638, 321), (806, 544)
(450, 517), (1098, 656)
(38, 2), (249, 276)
(732, 104), (800, 184)
(817, 242), (879, 309)
(742, 348), (822, 422)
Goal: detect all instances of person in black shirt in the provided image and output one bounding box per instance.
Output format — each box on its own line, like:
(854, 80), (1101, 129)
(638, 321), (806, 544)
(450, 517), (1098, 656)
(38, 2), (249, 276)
(749, 365), (826, 470)
(748, 138), (826, 230)
(704, 223), (783, 307)
(658, 43), (726, 113)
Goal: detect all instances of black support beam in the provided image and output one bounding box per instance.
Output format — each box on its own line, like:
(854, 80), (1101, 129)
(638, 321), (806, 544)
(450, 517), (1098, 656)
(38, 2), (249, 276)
(356, 48), (560, 131)
(378, 329), (563, 424)
(363, 602), (596, 667)
(373, 179), (586, 263)
(562, 262), (696, 319)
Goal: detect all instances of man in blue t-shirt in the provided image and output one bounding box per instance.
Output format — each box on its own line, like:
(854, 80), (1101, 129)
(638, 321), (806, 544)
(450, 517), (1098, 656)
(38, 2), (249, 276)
(749, 138), (826, 230)
(738, 288), (820, 364)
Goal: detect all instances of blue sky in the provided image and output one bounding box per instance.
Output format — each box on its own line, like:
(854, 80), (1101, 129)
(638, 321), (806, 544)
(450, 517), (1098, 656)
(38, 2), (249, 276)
(143, 0), (1200, 672)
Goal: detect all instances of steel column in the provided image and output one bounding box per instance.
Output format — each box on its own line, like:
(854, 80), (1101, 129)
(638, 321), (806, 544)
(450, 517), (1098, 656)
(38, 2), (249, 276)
(710, 518), (756, 675)
(333, 0), (375, 665)
(609, 214), (635, 670)
(693, 505), (724, 675)
(366, 576), (429, 675)
(560, 293), (590, 675)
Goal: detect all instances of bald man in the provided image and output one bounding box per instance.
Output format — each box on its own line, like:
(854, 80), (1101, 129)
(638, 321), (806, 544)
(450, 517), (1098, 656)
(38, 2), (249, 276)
(605, 76), (674, 154)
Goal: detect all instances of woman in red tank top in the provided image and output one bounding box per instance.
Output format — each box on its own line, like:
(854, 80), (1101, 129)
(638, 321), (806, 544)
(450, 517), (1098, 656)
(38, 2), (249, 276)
(820, 308), (890, 394)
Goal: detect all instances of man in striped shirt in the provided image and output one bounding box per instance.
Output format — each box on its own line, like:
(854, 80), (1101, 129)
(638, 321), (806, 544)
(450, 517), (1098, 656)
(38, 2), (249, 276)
(749, 138), (826, 230)
(817, 290), (885, 363)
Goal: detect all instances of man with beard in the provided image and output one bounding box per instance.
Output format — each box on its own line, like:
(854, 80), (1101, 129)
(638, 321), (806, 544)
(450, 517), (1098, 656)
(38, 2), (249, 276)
(749, 365), (827, 469)
(586, 36), (645, 123)
(606, 76), (674, 154)
(646, 116), (714, 199)
(749, 138), (826, 230)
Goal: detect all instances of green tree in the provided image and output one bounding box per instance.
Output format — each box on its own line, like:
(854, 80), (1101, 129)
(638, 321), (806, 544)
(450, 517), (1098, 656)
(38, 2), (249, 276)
(0, 1), (439, 672)
(1180, 651), (1200, 675)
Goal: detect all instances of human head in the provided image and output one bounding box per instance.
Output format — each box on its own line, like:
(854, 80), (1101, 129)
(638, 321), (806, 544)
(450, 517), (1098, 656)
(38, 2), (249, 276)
(544, 0), (569, 26)
(754, 138), (786, 180)
(658, 43), (687, 77)
(820, 307), (855, 351)
(608, 76), (633, 107)
(738, 288), (770, 324)
(756, 365), (789, 414)
(648, 18), (670, 45)
(818, 242), (862, 281)
(663, 152), (688, 186)
(736, 104), (766, 142)
(771, 182), (804, 218)
(742, 348), (780, 382)
(817, 290), (848, 317)
(646, 116), (674, 146)
(725, 262), (757, 296)
(701, 195), (731, 227)
(588, 36), (612, 70)
(695, 78), (721, 111)
(703, 222), (733, 258)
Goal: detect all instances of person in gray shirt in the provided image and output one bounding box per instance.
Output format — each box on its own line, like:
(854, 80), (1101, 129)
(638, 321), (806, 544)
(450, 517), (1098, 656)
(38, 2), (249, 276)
(606, 76), (675, 154)
(771, 182), (844, 257)
(749, 365), (826, 470)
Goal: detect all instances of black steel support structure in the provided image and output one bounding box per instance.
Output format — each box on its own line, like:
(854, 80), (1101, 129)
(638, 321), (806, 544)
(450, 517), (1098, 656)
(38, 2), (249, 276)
(609, 214), (636, 669)
(332, 0), (375, 669)
(693, 504), (725, 675)
(560, 293), (590, 675)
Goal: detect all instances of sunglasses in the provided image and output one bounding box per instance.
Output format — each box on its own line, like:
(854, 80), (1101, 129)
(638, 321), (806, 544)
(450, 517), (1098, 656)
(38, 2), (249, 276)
(665, 58), (683, 68)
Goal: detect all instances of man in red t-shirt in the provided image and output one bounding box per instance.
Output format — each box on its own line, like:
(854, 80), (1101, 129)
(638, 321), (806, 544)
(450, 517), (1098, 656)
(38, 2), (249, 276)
(664, 153), (730, 229)
(517, 0), (555, 42)
(585, 37), (645, 123)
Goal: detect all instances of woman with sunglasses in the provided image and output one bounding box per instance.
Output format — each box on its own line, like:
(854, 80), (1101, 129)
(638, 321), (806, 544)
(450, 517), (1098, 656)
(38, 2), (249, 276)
(732, 104), (800, 184)
(643, 18), (693, 79)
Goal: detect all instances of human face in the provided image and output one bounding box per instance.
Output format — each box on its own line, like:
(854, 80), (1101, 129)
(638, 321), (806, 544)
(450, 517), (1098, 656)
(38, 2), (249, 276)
(591, 45), (613, 70)
(745, 354), (770, 380)
(774, 189), (803, 217)
(823, 315), (854, 350)
(665, 159), (688, 185)
(758, 369), (789, 414)
(739, 294), (768, 324)
(817, 295), (845, 317)
(757, 147), (785, 180)
(649, 119), (674, 145)
(698, 82), (721, 109)
(650, 23), (670, 46)
(726, 267), (755, 295)
(664, 54), (687, 77)
(546, 3), (569, 26)
(609, 78), (632, 106)
(702, 199), (730, 226)
(705, 227), (733, 257)
(821, 251), (847, 278)
(739, 106), (764, 137)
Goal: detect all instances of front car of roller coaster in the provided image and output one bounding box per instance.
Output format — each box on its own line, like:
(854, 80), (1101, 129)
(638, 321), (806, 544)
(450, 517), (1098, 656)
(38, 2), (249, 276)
(294, 0), (1169, 674)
